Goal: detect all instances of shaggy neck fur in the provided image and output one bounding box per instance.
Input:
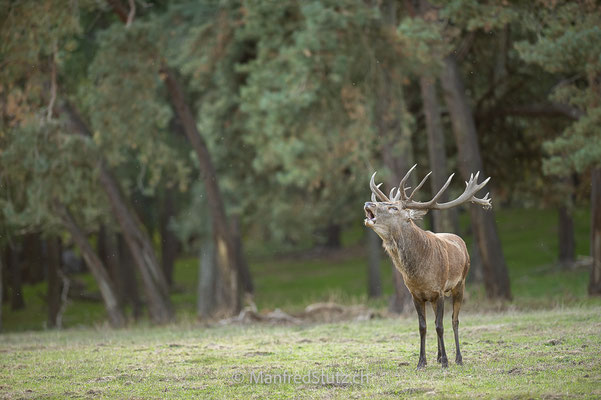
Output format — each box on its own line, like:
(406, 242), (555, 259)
(381, 219), (433, 280)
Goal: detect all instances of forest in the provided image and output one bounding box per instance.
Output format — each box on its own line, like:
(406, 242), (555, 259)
(1, 0), (600, 334)
(2, 1), (601, 398)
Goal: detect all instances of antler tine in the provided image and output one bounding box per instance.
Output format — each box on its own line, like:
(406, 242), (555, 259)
(408, 171), (432, 201)
(429, 173), (455, 204)
(403, 171), (493, 211)
(471, 191), (492, 210)
(389, 187), (397, 201)
(398, 164), (417, 200)
(370, 172), (390, 202)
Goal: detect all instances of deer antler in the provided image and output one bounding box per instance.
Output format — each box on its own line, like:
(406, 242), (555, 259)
(397, 164), (417, 201)
(370, 172), (391, 202)
(403, 170), (492, 210)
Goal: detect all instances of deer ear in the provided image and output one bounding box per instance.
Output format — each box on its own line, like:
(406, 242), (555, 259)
(408, 209), (428, 220)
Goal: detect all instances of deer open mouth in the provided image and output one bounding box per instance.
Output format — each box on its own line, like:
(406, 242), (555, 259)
(364, 204), (376, 226)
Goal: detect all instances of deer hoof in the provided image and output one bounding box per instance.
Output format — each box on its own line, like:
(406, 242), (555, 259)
(441, 358), (449, 368)
(455, 355), (463, 365)
(416, 359), (427, 370)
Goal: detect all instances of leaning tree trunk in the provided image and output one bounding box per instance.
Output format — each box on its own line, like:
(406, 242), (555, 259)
(367, 230), (382, 298)
(162, 66), (244, 316)
(61, 102), (173, 323)
(46, 236), (62, 329)
(589, 167), (601, 296)
(99, 227), (122, 304)
(160, 188), (178, 287)
(419, 76), (457, 234)
(118, 234), (143, 319)
(440, 55), (512, 300)
(54, 202), (125, 328)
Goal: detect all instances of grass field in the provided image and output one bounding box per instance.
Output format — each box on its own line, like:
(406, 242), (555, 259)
(1, 305), (600, 399)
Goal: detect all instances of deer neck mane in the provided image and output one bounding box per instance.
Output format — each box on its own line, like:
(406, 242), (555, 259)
(382, 219), (431, 279)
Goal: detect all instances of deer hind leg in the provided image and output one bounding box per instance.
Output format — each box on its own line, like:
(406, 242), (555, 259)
(452, 283), (464, 365)
(431, 302), (442, 363)
(412, 296), (427, 370)
(434, 295), (449, 368)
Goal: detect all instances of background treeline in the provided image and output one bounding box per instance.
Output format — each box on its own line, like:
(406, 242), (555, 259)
(0, 0), (600, 330)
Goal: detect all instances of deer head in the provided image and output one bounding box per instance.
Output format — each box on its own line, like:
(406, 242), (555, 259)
(364, 164), (492, 238)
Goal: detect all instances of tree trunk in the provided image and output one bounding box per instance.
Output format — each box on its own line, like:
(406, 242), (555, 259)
(60, 102), (173, 323)
(162, 66), (243, 316)
(231, 215), (254, 294)
(367, 230), (382, 298)
(197, 236), (217, 320)
(160, 188), (178, 287)
(104, 228), (122, 300)
(118, 234), (142, 319)
(466, 237), (484, 284)
(558, 205), (575, 268)
(440, 55), (512, 300)
(22, 233), (44, 284)
(7, 243), (25, 310)
(419, 76), (457, 233)
(97, 164), (173, 323)
(54, 202), (125, 328)
(589, 167), (601, 296)
(46, 236), (62, 328)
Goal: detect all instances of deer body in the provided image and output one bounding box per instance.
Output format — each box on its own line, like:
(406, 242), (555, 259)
(382, 223), (469, 302)
(365, 165), (490, 369)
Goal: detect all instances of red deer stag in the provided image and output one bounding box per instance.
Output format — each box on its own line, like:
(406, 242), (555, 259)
(364, 165), (492, 369)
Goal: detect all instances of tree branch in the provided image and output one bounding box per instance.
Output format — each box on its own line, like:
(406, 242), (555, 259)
(126, 0), (136, 28)
(499, 103), (584, 120)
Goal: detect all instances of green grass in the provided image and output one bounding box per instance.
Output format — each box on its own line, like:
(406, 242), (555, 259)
(1, 207), (595, 331)
(1, 305), (600, 399)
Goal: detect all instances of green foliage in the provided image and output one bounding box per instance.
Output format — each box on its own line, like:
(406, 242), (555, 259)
(171, 0), (416, 243)
(83, 20), (190, 194)
(515, 1), (601, 175)
(440, 0), (520, 33)
(0, 120), (105, 232)
(0, 0), (87, 79)
(0, 0), (108, 235)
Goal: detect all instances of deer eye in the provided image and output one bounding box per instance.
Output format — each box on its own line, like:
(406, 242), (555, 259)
(388, 206), (399, 211)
